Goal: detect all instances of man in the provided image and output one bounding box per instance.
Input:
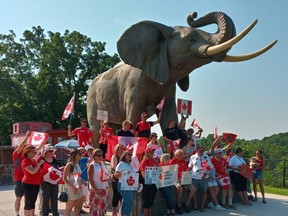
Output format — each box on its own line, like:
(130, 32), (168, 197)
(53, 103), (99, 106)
(135, 111), (161, 138)
(169, 149), (195, 214)
(211, 148), (236, 209)
(187, 128), (203, 146)
(68, 117), (94, 147)
(188, 146), (213, 212)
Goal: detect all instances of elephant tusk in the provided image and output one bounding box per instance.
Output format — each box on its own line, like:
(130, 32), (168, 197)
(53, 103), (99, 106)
(223, 40), (278, 62)
(206, 19), (258, 56)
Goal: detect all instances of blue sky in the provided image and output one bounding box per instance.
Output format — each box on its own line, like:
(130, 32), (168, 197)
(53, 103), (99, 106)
(1, 0), (287, 140)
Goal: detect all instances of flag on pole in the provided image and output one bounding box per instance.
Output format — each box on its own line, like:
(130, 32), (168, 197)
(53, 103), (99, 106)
(177, 99), (192, 115)
(106, 136), (149, 161)
(61, 94), (75, 120)
(169, 139), (181, 152)
(191, 118), (201, 129)
(30, 131), (49, 146)
(156, 97), (165, 110)
(214, 126), (218, 140)
(221, 133), (237, 144)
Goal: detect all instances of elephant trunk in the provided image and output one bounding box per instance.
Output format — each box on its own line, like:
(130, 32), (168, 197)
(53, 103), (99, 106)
(187, 12), (236, 46)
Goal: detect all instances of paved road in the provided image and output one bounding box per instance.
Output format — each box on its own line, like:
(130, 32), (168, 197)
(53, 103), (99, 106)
(0, 185), (287, 216)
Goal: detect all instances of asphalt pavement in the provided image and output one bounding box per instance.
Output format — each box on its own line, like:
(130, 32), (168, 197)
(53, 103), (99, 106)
(0, 185), (287, 216)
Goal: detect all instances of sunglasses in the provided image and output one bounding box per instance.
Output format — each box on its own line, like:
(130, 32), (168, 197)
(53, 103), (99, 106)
(127, 154), (132, 156)
(152, 135), (158, 138)
(81, 121), (87, 123)
(47, 150), (54, 153)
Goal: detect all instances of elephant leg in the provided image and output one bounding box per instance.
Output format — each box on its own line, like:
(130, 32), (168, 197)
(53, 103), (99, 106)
(159, 97), (178, 133)
(87, 92), (101, 147)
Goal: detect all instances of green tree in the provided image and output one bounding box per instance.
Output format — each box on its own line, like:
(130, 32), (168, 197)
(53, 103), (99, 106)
(0, 26), (120, 145)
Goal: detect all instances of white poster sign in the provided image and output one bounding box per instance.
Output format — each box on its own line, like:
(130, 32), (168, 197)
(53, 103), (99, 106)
(97, 109), (108, 121)
(181, 171), (192, 185)
(153, 146), (164, 159)
(158, 165), (178, 188)
(120, 172), (139, 191)
(145, 167), (159, 185)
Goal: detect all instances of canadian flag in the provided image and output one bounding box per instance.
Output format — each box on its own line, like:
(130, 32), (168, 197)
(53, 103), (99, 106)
(217, 175), (231, 186)
(191, 118), (201, 129)
(177, 99), (192, 116)
(42, 163), (64, 184)
(156, 97), (165, 110)
(221, 133), (237, 144)
(106, 136), (149, 161)
(61, 95), (75, 120)
(30, 131), (48, 147)
(169, 139), (181, 152)
(214, 126), (218, 140)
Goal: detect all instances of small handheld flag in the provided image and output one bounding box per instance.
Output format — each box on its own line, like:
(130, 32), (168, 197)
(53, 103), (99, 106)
(62, 94), (75, 120)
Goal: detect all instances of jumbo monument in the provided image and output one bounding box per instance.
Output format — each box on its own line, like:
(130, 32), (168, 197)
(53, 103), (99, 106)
(87, 11), (277, 143)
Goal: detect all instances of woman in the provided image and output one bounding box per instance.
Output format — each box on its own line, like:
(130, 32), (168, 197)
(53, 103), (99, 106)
(88, 149), (110, 216)
(229, 147), (252, 206)
(111, 144), (125, 216)
(146, 132), (163, 162)
(40, 144), (60, 216)
(115, 150), (135, 216)
(159, 154), (176, 216)
(63, 149), (86, 216)
(99, 121), (114, 157)
(182, 138), (196, 164)
(21, 145), (44, 216)
(117, 120), (134, 137)
(251, 150), (266, 203)
(140, 147), (159, 216)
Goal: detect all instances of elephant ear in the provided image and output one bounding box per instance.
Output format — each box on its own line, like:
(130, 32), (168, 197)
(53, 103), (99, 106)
(177, 76), (189, 91)
(117, 21), (174, 84)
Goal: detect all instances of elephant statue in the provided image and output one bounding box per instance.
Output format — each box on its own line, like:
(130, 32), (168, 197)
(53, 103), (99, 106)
(87, 11), (277, 144)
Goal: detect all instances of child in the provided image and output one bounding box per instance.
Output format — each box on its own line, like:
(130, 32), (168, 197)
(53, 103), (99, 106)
(159, 154), (176, 216)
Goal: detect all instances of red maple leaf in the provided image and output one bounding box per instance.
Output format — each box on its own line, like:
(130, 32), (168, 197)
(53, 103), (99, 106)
(34, 134), (44, 141)
(159, 173), (163, 180)
(49, 170), (60, 181)
(182, 103), (187, 110)
(126, 175), (135, 186)
(223, 177), (229, 183)
(206, 165), (211, 171)
(65, 103), (72, 111)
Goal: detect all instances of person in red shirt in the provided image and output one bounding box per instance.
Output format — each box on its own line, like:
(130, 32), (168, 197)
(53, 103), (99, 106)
(21, 145), (45, 216)
(169, 149), (195, 214)
(135, 112), (162, 138)
(68, 117), (94, 147)
(12, 131), (30, 216)
(99, 121), (114, 158)
(140, 147), (159, 216)
(211, 148), (235, 209)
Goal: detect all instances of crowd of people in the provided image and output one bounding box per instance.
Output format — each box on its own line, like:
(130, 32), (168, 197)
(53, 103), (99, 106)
(12, 114), (267, 216)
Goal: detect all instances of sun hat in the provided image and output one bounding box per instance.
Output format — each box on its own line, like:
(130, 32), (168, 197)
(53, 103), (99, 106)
(22, 145), (36, 157)
(85, 145), (94, 151)
(214, 148), (222, 154)
(42, 144), (57, 155)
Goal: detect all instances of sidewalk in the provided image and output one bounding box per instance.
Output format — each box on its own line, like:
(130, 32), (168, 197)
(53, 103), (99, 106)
(0, 184), (287, 216)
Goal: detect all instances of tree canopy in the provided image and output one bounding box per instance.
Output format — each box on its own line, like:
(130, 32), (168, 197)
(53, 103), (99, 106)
(0, 26), (120, 145)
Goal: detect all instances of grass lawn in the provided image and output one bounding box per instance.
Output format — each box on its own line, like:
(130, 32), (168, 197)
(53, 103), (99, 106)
(264, 185), (288, 196)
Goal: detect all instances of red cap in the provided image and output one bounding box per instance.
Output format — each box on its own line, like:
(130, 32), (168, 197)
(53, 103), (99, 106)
(141, 112), (148, 117)
(197, 146), (204, 151)
(144, 147), (155, 154)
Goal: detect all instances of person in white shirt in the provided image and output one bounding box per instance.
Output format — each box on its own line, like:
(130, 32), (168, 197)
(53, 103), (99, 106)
(229, 146), (252, 206)
(188, 146), (213, 212)
(115, 150), (135, 216)
(88, 149), (109, 216)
